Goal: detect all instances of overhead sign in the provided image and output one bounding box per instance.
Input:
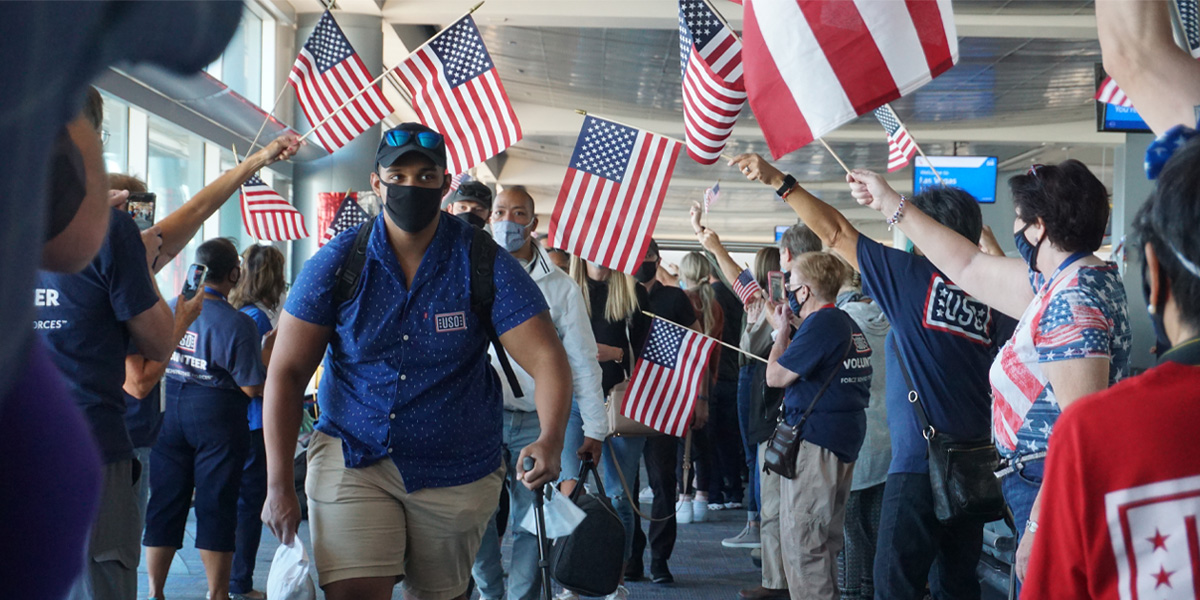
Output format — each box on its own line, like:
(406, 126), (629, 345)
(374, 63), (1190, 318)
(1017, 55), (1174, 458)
(913, 156), (998, 204)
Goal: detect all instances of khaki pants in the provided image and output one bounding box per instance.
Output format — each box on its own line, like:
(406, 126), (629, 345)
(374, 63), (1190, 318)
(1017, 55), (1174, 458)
(758, 441), (787, 589)
(779, 442), (854, 600)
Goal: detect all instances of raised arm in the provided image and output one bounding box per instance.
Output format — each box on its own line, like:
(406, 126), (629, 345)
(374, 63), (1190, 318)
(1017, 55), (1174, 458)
(155, 135), (300, 270)
(847, 169), (1033, 318)
(728, 153), (862, 270)
(1096, 0), (1200, 134)
(123, 292), (204, 398)
(501, 312), (572, 488)
(690, 201), (754, 291)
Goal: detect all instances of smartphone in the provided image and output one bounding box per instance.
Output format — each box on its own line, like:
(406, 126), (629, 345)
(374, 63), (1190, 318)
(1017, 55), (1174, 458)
(125, 192), (157, 230)
(768, 271), (786, 303)
(181, 264), (208, 300)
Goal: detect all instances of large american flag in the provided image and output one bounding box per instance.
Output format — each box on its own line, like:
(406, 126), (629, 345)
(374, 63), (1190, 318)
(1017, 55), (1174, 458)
(679, 0), (746, 164)
(741, 0), (958, 159)
(320, 194), (369, 246)
(549, 116), (682, 274)
(394, 15), (521, 176)
(289, 11), (393, 153)
(1096, 0), (1200, 109)
(622, 318), (719, 437)
(241, 176), (309, 241)
(874, 105), (918, 172)
(731, 268), (762, 306)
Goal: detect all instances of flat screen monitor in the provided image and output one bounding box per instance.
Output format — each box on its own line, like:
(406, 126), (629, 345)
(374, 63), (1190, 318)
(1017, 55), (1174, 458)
(912, 156), (998, 204)
(774, 225), (789, 242)
(1095, 63), (1153, 133)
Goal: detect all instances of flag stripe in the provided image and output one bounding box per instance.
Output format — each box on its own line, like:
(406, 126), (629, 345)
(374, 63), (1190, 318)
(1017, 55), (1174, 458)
(904, 0), (956, 79)
(798, 0), (899, 115)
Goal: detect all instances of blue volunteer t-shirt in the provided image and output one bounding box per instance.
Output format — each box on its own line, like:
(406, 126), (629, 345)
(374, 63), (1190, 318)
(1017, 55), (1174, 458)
(776, 306), (872, 463)
(857, 237), (1001, 474)
(35, 209), (161, 464)
(240, 304), (273, 431)
(165, 290), (265, 395)
(284, 214), (548, 492)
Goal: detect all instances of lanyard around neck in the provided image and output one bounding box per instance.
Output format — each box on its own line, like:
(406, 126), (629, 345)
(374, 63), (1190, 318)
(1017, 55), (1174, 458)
(203, 286), (227, 302)
(1039, 251), (1091, 295)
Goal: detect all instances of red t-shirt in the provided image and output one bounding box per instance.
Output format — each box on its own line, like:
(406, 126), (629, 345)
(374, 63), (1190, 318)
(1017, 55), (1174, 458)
(1023, 361), (1200, 599)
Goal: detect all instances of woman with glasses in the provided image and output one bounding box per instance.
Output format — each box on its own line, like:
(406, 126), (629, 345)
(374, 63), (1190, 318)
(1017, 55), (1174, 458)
(226, 244), (286, 600)
(844, 161), (1131, 587)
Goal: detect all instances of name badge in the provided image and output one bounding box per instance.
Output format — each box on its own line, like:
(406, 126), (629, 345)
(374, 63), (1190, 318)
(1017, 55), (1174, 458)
(434, 311), (467, 332)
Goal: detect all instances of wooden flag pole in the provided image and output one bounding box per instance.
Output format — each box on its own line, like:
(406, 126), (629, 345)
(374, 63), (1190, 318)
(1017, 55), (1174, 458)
(818, 138), (852, 175)
(643, 311), (769, 363)
(574, 109), (734, 162)
(298, 1), (486, 145)
(912, 142), (947, 187)
(247, 83), (292, 153)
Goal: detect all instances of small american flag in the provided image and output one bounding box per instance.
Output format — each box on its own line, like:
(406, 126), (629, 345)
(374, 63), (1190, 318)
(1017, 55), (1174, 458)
(548, 115), (682, 274)
(394, 15), (521, 176)
(731, 268), (762, 305)
(240, 175), (309, 241)
(320, 194), (369, 246)
(1096, 0), (1200, 109)
(444, 172), (471, 201)
(874, 105), (917, 172)
(679, 0), (746, 165)
(289, 11), (393, 153)
(703, 181), (721, 211)
(623, 318), (719, 437)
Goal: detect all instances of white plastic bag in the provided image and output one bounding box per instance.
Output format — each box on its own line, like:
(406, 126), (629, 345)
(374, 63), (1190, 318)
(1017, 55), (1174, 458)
(266, 538), (317, 600)
(520, 486), (587, 539)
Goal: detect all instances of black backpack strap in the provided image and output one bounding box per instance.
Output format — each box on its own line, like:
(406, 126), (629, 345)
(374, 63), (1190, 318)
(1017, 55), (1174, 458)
(333, 216), (377, 306)
(470, 227), (524, 398)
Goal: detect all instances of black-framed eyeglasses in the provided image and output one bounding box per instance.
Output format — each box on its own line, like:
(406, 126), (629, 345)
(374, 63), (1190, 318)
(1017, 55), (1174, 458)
(384, 129), (443, 150)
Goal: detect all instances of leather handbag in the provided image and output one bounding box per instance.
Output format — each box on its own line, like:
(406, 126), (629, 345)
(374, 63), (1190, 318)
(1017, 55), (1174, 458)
(889, 337), (1006, 524)
(762, 340), (853, 479)
(605, 382), (657, 437)
(549, 460), (626, 597)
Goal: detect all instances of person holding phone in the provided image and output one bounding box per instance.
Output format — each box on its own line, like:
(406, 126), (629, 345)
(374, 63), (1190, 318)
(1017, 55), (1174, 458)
(143, 239), (267, 600)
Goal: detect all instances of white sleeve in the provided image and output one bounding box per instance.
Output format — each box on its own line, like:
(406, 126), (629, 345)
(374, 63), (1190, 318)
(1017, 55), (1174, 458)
(555, 280), (610, 441)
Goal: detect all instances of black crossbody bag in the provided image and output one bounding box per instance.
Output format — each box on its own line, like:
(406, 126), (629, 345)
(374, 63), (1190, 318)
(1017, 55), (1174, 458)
(889, 337), (1006, 524)
(762, 340), (853, 479)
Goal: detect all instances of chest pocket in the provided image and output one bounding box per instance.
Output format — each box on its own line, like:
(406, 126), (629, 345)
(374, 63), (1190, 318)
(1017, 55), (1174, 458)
(420, 299), (480, 363)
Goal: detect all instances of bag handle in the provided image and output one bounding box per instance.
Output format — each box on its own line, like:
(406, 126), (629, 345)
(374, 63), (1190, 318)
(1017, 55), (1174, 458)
(888, 335), (936, 441)
(604, 438), (677, 523)
(569, 458), (608, 502)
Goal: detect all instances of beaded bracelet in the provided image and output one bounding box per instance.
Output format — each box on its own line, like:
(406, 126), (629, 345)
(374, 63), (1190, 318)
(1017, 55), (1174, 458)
(886, 195), (907, 231)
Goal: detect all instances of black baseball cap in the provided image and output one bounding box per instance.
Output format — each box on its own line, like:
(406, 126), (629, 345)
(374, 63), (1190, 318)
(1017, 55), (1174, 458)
(446, 181), (493, 211)
(376, 122), (447, 170)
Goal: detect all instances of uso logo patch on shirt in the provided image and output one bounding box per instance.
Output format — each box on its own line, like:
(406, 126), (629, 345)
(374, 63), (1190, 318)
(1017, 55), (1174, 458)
(179, 331), (199, 353)
(435, 311), (467, 332)
(921, 274), (992, 345)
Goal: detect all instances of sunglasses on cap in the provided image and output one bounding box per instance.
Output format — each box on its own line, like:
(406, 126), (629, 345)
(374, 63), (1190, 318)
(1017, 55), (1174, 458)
(384, 129), (444, 150)
(1028, 164), (1044, 177)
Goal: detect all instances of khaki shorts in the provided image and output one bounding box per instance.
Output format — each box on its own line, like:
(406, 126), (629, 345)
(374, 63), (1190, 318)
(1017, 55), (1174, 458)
(306, 431), (504, 599)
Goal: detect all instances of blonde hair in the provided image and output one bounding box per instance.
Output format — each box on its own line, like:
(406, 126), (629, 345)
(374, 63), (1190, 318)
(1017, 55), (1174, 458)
(792, 251), (849, 302)
(680, 252), (718, 337)
(230, 244), (287, 312)
(570, 254), (640, 323)
(753, 247), (781, 288)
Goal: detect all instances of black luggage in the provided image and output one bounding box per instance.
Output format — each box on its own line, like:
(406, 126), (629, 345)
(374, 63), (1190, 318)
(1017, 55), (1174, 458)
(550, 460), (626, 597)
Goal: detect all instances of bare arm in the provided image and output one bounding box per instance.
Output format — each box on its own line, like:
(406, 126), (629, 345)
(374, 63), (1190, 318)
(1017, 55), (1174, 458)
(766, 304), (801, 388)
(122, 292), (204, 397)
(690, 202), (757, 294)
(502, 312), (572, 488)
(1096, 0), (1200, 134)
(127, 297), (176, 362)
(155, 135), (300, 270)
(847, 169), (1033, 318)
(261, 312), (331, 544)
(728, 154), (862, 270)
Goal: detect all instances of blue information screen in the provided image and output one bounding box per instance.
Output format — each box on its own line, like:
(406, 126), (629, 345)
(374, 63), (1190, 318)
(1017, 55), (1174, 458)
(913, 156), (998, 204)
(775, 225), (789, 242)
(1101, 103), (1152, 133)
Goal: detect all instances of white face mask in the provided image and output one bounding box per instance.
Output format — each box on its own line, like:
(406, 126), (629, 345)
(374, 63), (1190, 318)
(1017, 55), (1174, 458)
(491, 219), (530, 253)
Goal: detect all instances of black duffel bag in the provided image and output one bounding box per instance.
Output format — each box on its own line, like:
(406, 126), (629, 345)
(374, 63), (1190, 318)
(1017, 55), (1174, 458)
(550, 460), (625, 597)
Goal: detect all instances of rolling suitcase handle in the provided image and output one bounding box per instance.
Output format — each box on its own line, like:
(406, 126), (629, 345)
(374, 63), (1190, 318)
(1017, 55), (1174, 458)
(523, 456), (555, 600)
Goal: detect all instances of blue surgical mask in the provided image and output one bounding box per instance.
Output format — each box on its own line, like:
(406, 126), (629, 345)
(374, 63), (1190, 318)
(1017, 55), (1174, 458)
(1014, 222), (1044, 272)
(491, 220), (530, 253)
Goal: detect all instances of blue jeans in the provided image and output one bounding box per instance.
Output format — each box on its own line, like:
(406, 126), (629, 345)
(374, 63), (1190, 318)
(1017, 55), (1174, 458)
(737, 365), (760, 518)
(1001, 459), (1043, 598)
(558, 400), (585, 484)
(230, 429), (267, 594)
(601, 436), (646, 564)
(873, 472), (984, 600)
(472, 410), (543, 600)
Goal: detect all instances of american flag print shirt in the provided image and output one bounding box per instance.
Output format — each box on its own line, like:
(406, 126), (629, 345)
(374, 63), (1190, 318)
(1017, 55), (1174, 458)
(990, 263), (1131, 458)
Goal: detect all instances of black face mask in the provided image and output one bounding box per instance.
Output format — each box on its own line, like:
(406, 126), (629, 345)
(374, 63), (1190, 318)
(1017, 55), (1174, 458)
(382, 183), (442, 233)
(634, 260), (657, 283)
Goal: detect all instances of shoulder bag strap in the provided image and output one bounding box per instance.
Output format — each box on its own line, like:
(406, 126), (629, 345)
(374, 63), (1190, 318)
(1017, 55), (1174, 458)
(332, 216), (377, 306)
(888, 335), (936, 440)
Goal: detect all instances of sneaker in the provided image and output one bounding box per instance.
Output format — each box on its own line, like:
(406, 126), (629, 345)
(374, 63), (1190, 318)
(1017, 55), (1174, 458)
(554, 589), (580, 600)
(675, 499), (693, 524)
(604, 585), (630, 600)
(638, 486), (654, 503)
(707, 502), (726, 511)
(722, 523), (762, 548)
(724, 501), (744, 510)
(650, 560), (674, 584)
(692, 499), (709, 522)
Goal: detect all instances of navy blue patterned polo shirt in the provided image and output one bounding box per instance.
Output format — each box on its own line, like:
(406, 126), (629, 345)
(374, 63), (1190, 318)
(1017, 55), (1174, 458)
(285, 213), (548, 491)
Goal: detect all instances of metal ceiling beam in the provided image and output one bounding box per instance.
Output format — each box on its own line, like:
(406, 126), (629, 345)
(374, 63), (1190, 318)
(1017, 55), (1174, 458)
(381, 1), (1097, 39)
(508, 103), (1122, 146)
